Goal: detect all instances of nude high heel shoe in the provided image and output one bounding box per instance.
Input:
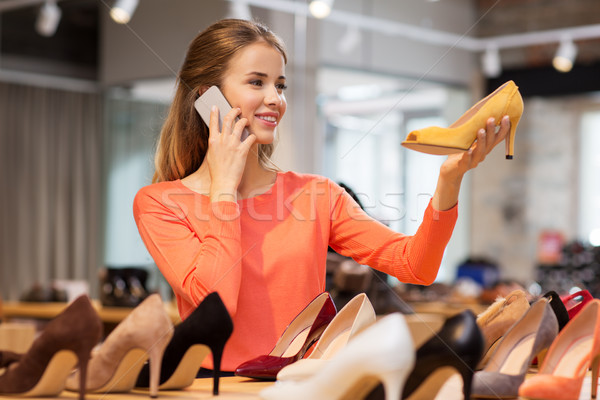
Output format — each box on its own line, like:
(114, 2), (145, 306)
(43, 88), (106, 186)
(135, 292), (233, 395)
(519, 299), (600, 400)
(235, 292), (336, 380)
(0, 295), (102, 400)
(260, 313), (415, 400)
(476, 289), (530, 369)
(471, 298), (558, 399)
(402, 80), (523, 159)
(65, 293), (174, 398)
(276, 293), (376, 381)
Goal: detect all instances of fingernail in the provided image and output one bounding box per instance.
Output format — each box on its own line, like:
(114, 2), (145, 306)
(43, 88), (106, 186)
(489, 117), (495, 124)
(211, 105), (217, 112)
(503, 115), (510, 122)
(479, 129), (486, 135)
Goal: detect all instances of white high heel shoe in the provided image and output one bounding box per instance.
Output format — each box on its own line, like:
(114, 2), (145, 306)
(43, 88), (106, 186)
(260, 313), (415, 400)
(276, 293), (376, 381)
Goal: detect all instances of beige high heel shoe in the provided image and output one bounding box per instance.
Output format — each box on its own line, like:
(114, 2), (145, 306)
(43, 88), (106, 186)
(476, 289), (530, 369)
(276, 293), (376, 381)
(402, 80), (523, 159)
(65, 294), (174, 398)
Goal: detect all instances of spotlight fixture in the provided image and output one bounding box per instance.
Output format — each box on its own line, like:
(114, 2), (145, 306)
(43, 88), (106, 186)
(481, 45), (501, 78)
(553, 38), (577, 73)
(36, 0), (61, 37)
(309, 0), (334, 19)
(110, 0), (139, 24)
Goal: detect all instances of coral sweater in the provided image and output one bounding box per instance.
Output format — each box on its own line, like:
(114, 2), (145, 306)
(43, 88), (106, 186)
(133, 171), (457, 371)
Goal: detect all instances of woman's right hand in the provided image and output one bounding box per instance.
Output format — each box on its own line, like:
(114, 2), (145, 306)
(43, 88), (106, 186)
(205, 106), (256, 202)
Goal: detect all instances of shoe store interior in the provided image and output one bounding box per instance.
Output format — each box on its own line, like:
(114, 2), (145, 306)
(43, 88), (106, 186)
(1, 0), (600, 398)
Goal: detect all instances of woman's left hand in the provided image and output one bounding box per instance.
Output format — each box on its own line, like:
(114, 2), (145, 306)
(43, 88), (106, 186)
(440, 115), (511, 182)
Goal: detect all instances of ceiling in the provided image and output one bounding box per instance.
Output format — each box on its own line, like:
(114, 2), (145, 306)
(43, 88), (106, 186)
(0, 0), (599, 82)
(475, 0), (600, 68)
(0, 0), (98, 79)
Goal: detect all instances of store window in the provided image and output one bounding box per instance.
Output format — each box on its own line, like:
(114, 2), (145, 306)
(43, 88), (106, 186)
(579, 110), (600, 245)
(318, 67), (470, 282)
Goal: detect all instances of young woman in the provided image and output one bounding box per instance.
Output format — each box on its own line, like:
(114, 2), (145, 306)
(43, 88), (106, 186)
(133, 19), (511, 373)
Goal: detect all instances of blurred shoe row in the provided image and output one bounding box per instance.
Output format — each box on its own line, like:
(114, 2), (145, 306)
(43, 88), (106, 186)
(233, 288), (598, 400)
(0, 292), (232, 399)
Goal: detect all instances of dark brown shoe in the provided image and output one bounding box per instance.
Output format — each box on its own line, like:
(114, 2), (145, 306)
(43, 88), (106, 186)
(0, 295), (102, 400)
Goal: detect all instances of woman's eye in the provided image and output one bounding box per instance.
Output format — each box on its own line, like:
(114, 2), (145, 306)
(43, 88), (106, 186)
(250, 80), (263, 86)
(276, 83), (288, 90)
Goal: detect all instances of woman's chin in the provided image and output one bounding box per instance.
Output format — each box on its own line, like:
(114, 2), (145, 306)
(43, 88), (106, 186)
(249, 130), (276, 145)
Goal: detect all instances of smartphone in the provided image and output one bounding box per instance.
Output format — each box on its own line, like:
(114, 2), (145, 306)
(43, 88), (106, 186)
(194, 86), (249, 140)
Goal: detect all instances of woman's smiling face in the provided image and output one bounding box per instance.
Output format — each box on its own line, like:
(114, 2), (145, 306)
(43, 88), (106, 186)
(220, 40), (287, 144)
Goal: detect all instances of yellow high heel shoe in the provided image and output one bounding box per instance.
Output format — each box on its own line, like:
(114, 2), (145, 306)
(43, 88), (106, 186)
(401, 80), (523, 159)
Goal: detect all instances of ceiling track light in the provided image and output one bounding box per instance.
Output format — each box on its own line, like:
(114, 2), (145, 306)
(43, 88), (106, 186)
(36, 0), (61, 37)
(553, 38), (578, 73)
(481, 45), (501, 78)
(309, 0), (334, 19)
(110, 0), (139, 24)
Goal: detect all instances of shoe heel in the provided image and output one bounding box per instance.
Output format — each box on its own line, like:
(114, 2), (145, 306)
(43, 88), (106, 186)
(76, 352), (90, 400)
(378, 369), (406, 400)
(211, 344), (225, 395)
(505, 129), (514, 159)
(457, 363), (475, 400)
(536, 348), (548, 368)
(504, 85), (523, 160)
(592, 355), (600, 398)
(148, 346), (165, 398)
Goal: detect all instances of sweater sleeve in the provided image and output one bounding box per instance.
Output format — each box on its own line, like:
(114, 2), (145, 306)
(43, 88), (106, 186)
(327, 180), (457, 285)
(133, 187), (243, 317)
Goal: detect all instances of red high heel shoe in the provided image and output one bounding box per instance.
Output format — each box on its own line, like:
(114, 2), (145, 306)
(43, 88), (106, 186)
(561, 289), (594, 319)
(235, 292), (336, 380)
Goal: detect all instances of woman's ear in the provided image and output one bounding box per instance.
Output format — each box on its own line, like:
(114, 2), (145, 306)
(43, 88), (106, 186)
(199, 86), (210, 96)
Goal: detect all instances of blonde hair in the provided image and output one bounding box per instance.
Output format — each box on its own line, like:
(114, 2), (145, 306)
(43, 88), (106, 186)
(153, 19), (287, 183)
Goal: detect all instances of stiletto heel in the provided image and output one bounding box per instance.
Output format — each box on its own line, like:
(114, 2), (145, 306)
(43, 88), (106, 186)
(260, 313), (415, 400)
(135, 292), (233, 394)
(519, 299), (600, 400)
(148, 345), (163, 398)
(77, 352), (90, 400)
(276, 293), (376, 382)
(402, 80), (523, 159)
(400, 310), (483, 400)
(235, 292), (336, 380)
(460, 365), (474, 400)
(211, 344), (224, 395)
(471, 298), (558, 399)
(592, 355), (600, 398)
(0, 295), (102, 399)
(65, 294), (174, 397)
(379, 368), (407, 400)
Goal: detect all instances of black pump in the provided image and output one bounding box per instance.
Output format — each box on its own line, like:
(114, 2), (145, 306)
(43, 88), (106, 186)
(135, 292), (233, 395)
(402, 310), (484, 400)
